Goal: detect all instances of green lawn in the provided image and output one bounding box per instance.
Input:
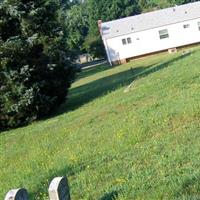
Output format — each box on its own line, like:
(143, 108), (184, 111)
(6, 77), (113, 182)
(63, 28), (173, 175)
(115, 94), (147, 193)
(0, 47), (200, 200)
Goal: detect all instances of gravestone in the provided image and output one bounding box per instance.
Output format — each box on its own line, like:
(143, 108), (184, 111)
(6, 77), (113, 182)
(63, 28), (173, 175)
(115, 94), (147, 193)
(48, 177), (71, 200)
(4, 188), (28, 200)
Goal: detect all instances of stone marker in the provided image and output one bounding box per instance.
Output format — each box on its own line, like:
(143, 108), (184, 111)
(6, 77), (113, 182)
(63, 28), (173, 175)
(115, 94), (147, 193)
(4, 188), (28, 200)
(48, 177), (71, 200)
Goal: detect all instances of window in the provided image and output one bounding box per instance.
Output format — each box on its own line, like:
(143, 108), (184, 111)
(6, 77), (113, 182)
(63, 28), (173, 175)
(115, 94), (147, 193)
(198, 22), (200, 31)
(183, 24), (190, 29)
(159, 29), (169, 39)
(127, 37), (132, 44)
(122, 39), (127, 45)
(122, 37), (132, 45)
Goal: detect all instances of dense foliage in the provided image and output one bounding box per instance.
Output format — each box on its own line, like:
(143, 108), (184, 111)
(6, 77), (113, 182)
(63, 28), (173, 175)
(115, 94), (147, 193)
(0, 0), (76, 129)
(65, 4), (88, 57)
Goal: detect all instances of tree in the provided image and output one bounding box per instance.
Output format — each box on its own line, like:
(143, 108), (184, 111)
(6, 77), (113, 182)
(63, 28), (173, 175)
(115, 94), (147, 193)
(61, 0), (82, 10)
(0, 0), (76, 130)
(65, 4), (88, 57)
(138, 0), (196, 11)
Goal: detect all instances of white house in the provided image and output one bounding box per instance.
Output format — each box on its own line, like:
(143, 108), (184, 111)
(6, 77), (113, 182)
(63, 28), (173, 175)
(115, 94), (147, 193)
(99, 2), (200, 65)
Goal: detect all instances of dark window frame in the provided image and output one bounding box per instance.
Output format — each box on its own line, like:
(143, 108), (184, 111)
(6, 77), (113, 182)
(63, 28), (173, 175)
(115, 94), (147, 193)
(122, 37), (132, 45)
(198, 22), (200, 31)
(183, 24), (190, 29)
(127, 37), (132, 44)
(122, 38), (127, 45)
(159, 29), (169, 39)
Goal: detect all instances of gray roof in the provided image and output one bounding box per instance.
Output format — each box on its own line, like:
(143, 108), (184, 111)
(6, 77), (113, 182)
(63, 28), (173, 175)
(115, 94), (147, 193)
(101, 1), (200, 39)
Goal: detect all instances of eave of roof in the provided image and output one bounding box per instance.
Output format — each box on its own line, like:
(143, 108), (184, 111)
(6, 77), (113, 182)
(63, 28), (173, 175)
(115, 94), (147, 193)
(101, 1), (200, 40)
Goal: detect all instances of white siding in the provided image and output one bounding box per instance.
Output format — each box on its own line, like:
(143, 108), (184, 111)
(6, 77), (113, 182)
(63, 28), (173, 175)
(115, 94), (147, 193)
(105, 18), (200, 62)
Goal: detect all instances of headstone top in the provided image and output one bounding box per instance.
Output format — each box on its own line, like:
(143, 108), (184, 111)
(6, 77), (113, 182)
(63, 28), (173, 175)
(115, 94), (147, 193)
(48, 176), (71, 200)
(5, 188), (28, 200)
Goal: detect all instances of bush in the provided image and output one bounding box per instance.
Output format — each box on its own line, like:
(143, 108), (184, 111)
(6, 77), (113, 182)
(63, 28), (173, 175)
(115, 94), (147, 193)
(0, 1), (76, 130)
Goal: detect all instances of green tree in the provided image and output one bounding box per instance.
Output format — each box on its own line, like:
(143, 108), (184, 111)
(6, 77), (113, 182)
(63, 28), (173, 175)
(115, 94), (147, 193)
(139, 0), (195, 10)
(65, 4), (88, 56)
(0, 0), (76, 129)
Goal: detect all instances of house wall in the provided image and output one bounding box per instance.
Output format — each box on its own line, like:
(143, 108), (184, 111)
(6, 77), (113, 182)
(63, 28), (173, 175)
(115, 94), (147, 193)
(104, 18), (200, 63)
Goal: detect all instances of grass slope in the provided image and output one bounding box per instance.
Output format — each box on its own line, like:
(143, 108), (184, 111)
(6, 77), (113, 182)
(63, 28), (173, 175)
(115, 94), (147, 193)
(0, 47), (200, 200)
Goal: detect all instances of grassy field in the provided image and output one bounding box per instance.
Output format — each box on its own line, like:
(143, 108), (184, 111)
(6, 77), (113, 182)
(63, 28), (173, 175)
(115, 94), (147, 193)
(0, 47), (200, 200)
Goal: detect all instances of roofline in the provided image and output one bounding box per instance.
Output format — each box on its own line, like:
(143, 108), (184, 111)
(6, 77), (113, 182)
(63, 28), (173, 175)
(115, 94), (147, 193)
(101, 1), (200, 26)
(103, 17), (200, 40)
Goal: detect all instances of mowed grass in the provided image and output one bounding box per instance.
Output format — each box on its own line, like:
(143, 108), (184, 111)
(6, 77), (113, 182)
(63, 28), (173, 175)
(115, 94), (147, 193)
(0, 47), (200, 200)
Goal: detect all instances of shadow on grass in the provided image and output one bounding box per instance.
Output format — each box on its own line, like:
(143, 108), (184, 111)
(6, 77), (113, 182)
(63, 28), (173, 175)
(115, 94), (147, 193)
(99, 190), (119, 200)
(28, 155), (124, 199)
(78, 62), (111, 79)
(174, 174), (200, 199)
(28, 163), (88, 199)
(56, 53), (190, 115)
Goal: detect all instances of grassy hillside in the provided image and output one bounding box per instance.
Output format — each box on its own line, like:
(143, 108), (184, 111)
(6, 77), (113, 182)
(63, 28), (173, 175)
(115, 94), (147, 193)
(0, 47), (200, 200)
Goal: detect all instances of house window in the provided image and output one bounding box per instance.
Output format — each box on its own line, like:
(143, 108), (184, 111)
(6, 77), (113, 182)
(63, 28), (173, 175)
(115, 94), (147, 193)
(122, 39), (127, 45)
(122, 38), (132, 45)
(159, 29), (169, 39)
(183, 24), (190, 29)
(198, 22), (200, 31)
(127, 37), (132, 44)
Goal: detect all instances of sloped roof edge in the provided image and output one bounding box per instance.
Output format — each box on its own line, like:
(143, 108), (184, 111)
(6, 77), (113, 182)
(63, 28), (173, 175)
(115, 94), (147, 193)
(101, 1), (200, 39)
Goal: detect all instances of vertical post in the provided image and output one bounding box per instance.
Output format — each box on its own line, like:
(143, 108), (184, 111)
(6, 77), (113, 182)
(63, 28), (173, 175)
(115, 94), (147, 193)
(4, 188), (28, 200)
(48, 177), (71, 200)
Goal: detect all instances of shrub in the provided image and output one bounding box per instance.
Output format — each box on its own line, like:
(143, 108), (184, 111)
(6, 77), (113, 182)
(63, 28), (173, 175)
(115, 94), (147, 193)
(0, 0), (76, 130)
